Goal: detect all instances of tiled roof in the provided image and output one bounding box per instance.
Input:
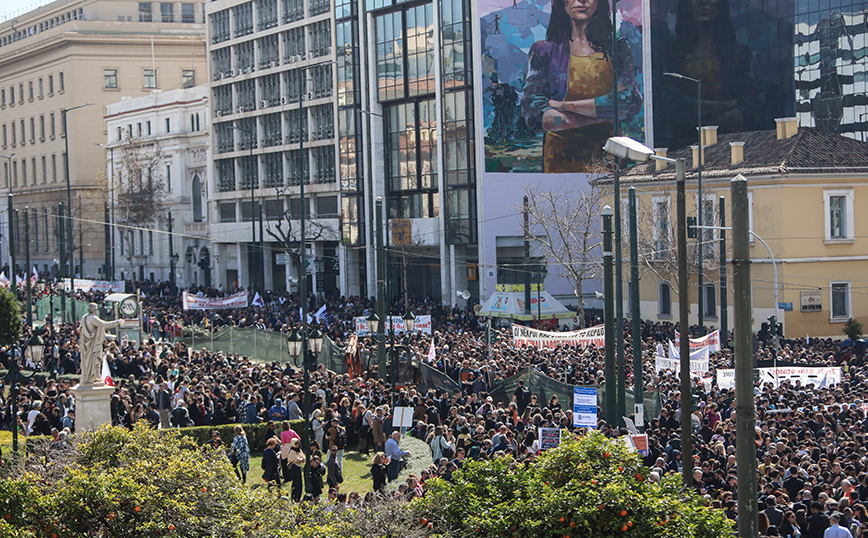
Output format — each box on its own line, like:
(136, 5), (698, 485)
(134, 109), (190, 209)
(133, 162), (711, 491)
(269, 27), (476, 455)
(593, 128), (868, 185)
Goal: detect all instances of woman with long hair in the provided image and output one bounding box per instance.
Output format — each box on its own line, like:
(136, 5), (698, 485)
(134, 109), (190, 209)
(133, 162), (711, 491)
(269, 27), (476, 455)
(230, 425), (250, 484)
(521, 0), (642, 173)
(285, 437), (306, 502)
(371, 452), (389, 493)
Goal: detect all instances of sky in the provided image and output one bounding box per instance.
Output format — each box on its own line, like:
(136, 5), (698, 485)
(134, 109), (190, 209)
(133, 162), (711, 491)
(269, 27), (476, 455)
(2, 0), (49, 23)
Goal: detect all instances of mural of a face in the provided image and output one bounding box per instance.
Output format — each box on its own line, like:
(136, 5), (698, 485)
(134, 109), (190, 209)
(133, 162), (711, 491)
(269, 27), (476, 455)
(689, 0), (718, 24)
(567, 0), (598, 25)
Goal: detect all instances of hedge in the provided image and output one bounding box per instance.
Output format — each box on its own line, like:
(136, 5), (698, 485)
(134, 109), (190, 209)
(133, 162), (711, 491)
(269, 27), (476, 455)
(19, 420), (306, 455)
(0, 371), (79, 388)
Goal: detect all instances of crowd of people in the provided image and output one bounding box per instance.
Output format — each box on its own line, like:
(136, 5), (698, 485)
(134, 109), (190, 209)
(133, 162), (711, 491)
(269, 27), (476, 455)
(5, 283), (868, 537)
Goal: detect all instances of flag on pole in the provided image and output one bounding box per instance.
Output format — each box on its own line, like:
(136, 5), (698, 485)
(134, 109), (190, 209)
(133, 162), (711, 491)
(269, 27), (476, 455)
(102, 357), (114, 387)
(31, 266), (38, 283)
(315, 304), (328, 326)
(0, 272), (8, 288)
(252, 292), (264, 308)
(427, 339), (436, 362)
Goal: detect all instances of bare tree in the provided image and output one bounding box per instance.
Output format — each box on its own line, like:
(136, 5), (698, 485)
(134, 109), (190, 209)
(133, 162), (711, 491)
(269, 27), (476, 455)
(521, 177), (606, 327)
(263, 184), (339, 286)
(111, 136), (168, 281)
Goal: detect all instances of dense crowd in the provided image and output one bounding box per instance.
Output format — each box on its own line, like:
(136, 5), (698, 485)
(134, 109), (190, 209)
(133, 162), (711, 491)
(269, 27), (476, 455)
(5, 283), (868, 537)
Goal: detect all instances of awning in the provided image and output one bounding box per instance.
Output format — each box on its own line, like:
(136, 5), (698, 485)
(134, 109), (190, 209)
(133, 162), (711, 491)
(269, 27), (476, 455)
(478, 284), (576, 321)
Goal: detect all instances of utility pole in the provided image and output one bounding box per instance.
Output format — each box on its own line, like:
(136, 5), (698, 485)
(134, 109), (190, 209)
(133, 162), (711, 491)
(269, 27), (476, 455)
(523, 195), (531, 320)
(375, 197), (386, 381)
(7, 195), (16, 300)
(24, 208), (32, 327)
(719, 197), (728, 346)
(732, 174), (758, 538)
(610, 1), (626, 429)
(629, 187), (643, 430)
(104, 204), (111, 282)
(602, 205), (615, 426)
(58, 203), (65, 322)
(168, 212), (176, 295)
(676, 157), (692, 488)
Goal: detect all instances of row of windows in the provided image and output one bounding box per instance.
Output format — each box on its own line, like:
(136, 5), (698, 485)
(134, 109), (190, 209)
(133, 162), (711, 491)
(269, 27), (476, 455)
(103, 68), (196, 90)
(213, 65), (332, 115)
(210, 0), (330, 44)
(0, 9), (83, 48)
(112, 114), (203, 143)
(2, 114), (60, 149)
(11, 208), (62, 255)
(211, 24), (332, 80)
(1, 73), (64, 108)
(138, 2), (200, 23)
(216, 194), (338, 223)
(215, 107), (333, 154)
(2, 155), (62, 189)
(215, 148), (335, 192)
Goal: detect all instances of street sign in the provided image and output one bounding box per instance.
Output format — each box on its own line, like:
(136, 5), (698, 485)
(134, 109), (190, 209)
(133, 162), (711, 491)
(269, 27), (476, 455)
(778, 302), (793, 311)
(275, 253), (289, 265)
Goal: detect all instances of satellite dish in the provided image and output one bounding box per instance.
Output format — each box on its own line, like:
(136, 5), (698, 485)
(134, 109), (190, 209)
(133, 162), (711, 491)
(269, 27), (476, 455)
(457, 289), (471, 300)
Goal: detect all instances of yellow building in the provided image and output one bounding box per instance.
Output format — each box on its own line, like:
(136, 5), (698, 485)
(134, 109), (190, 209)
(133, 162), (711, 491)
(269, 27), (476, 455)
(0, 0), (206, 278)
(597, 119), (868, 338)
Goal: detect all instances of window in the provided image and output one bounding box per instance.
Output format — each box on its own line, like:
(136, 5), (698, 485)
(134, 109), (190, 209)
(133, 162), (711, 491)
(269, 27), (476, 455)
(21, 159), (26, 186)
(386, 99), (438, 219)
(59, 72), (64, 91)
(137, 123), (142, 137)
(10, 87), (14, 104)
(139, 2), (153, 22)
(181, 3), (195, 23)
(48, 75), (53, 94)
(181, 69), (195, 88)
(1, 89), (4, 106)
(148, 231), (154, 255)
(51, 154), (56, 182)
(165, 118), (171, 133)
(831, 282), (851, 321)
(41, 156), (46, 184)
(264, 199), (283, 220)
(165, 164), (171, 192)
(192, 174), (203, 222)
(1, 124), (5, 147)
(143, 68), (157, 89)
(39, 115), (44, 139)
(38, 78), (43, 98)
(146, 120), (151, 135)
(316, 195), (339, 218)
(703, 284), (716, 318)
(30, 118), (35, 142)
(104, 69), (118, 89)
(824, 189), (854, 243)
(652, 195), (670, 261)
(658, 282), (671, 317)
(28, 81), (33, 101)
(218, 201), (236, 222)
(160, 3), (174, 22)
(233, 3), (253, 38)
(210, 10), (230, 44)
(50, 112), (55, 137)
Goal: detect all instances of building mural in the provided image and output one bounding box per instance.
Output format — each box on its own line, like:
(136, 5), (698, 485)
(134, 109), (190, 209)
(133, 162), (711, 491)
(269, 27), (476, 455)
(479, 0), (646, 173)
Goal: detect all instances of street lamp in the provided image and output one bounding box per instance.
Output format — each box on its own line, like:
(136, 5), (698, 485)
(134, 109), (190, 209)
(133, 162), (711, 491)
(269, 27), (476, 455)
(664, 72), (704, 333)
(27, 331), (44, 369)
(286, 325), (323, 493)
(229, 124), (262, 294)
(386, 310), (415, 387)
(0, 341), (35, 456)
(603, 136), (692, 487)
(61, 102), (94, 321)
(95, 143), (115, 280)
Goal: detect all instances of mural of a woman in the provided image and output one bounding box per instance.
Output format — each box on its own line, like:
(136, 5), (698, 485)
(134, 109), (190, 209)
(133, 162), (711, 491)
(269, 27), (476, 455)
(521, 0), (642, 173)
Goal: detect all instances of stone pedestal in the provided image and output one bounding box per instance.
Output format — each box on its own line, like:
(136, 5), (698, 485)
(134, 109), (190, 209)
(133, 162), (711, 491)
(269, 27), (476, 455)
(71, 384), (115, 432)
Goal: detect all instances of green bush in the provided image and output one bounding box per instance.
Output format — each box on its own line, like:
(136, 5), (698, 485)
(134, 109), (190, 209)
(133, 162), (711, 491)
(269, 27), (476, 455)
(176, 421), (305, 453)
(414, 431), (731, 538)
(0, 372), (79, 388)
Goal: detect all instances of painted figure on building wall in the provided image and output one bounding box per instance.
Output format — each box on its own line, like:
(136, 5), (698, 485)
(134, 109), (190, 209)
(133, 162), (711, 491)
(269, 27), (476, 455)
(520, 0), (642, 173)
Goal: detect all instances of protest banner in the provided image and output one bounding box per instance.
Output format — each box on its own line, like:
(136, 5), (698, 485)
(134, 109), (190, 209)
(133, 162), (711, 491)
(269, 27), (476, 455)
(573, 386), (598, 428)
(716, 366), (841, 390)
(655, 347), (710, 375)
(182, 291), (249, 310)
(354, 315), (432, 336)
(512, 324), (605, 350)
(62, 278), (124, 293)
(539, 428), (562, 451)
(673, 329), (722, 353)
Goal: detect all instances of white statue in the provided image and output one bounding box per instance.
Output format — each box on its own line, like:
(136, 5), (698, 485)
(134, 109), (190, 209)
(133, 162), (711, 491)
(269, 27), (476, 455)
(78, 302), (124, 386)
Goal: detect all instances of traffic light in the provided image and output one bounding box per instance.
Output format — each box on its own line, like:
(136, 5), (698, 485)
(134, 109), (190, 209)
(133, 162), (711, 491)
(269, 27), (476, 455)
(687, 216), (697, 238)
(775, 321), (784, 338)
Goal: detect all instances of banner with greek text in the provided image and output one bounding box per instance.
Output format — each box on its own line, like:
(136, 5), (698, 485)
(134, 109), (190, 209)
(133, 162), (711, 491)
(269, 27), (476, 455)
(354, 315), (432, 336)
(716, 366), (842, 391)
(673, 329), (722, 353)
(62, 278), (124, 293)
(182, 291), (249, 310)
(654, 347), (710, 375)
(512, 324), (605, 350)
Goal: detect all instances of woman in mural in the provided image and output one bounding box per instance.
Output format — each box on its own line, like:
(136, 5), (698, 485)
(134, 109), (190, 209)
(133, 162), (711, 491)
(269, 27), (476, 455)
(521, 0), (642, 173)
(668, 0), (760, 145)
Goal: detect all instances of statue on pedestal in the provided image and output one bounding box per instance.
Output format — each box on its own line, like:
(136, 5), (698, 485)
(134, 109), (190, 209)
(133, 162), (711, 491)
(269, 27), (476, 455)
(78, 303), (124, 386)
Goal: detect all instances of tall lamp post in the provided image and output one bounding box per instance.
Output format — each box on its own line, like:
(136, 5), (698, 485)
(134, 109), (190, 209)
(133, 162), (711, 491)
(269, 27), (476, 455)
(61, 102), (94, 321)
(95, 143), (115, 280)
(663, 72), (703, 332)
(229, 125), (261, 294)
(286, 325), (323, 493)
(603, 136), (692, 487)
(1, 341), (35, 456)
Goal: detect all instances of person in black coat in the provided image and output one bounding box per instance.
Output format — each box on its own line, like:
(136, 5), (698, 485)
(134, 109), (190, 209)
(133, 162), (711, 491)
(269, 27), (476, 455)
(805, 501), (830, 538)
(261, 438), (281, 491)
(309, 456), (325, 500)
(371, 451), (388, 493)
(326, 446), (343, 489)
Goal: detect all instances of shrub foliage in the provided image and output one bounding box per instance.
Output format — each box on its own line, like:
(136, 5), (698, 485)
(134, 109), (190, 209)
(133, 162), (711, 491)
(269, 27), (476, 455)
(414, 431), (731, 538)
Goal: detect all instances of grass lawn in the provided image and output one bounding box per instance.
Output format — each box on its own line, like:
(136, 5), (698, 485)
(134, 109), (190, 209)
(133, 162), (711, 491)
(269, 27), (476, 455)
(244, 450), (375, 495)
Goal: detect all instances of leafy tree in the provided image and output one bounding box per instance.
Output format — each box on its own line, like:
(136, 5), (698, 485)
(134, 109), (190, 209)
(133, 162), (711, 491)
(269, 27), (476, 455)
(0, 287), (21, 347)
(414, 431), (731, 538)
(843, 317), (864, 341)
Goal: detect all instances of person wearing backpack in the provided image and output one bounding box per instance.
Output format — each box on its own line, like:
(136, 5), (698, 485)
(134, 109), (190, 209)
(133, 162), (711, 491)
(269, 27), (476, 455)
(429, 426), (454, 463)
(326, 417), (347, 472)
